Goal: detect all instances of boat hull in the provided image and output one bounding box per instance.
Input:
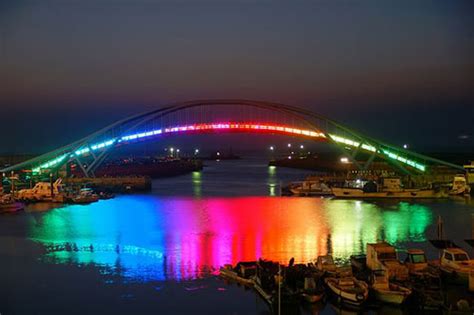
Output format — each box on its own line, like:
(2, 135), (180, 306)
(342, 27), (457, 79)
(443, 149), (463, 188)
(371, 284), (411, 305)
(324, 278), (368, 307)
(332, 188), (445, 199)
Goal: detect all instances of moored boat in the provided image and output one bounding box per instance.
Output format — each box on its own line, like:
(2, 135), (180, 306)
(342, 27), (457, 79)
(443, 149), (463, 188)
(370, 270), (412, 305)
(71, 188), (100, 204)
(289, 179), (332, 196)
(332, 177), (447, 199)
(324, 276), (369, 307)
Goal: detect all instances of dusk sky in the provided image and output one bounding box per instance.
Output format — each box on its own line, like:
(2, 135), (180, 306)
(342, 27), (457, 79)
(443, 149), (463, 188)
(1, 0), (473, 154)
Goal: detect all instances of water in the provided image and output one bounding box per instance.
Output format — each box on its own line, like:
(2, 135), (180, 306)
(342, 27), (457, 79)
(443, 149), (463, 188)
(1, 158), (474, 314)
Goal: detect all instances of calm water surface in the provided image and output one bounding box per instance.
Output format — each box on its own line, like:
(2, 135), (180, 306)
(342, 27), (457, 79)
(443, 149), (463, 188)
(1, 159), (474, 314)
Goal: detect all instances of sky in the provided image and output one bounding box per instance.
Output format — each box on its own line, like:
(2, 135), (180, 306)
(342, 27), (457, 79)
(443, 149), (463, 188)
(0, 0), (473, 154)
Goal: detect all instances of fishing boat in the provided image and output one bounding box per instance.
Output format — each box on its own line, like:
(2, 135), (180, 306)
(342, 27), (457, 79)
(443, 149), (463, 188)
(253, 259), (300, 309)
(366, 242), (409, 282)
(437, 247), (474, 285)
(285, 263), (325, 303)
(288, 179), (332, 196)
(219, 262), (256, 286)
(324, 276), (369, 307)
(350, 254), (367, 273)
(369, 270), (412, 305)
(332, 177), (447, 199)
(464, 161), (474, 196)
(404, 249), (439, 279)
(300, 276), (325, 303)
(449, 174), (471, 196)
(16, 179), (66, 202)
(313, 255), (338, 275)
(71, 188), (99, 204)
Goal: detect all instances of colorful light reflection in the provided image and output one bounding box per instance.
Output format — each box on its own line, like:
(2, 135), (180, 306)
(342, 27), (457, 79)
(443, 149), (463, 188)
(27, 196), (433, 282)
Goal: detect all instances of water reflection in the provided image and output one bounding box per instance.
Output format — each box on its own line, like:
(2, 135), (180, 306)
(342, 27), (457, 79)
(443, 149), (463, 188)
(27, 196), (433, 282)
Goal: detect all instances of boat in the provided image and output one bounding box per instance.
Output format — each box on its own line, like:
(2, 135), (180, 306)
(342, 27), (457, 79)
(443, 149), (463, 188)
(285, 263), (325, 303)
(464, 161), (474, 196)
(449, 174), (471, 196)
(71, 188), (99, 204)
(404, 249), (439, 279)
(324, 276), (369, 307)
(436, 247), (474, 285)
(98, 191), (115, 200)
(288, 179), (332, 196)
(332, 177), (447, 199)
(0, 194), (24, 213)
(366, 242), (409, 282)
(313, 255), (338, 275)
(369, 270), (412, 305)
(16, 179), (66, 202)
(253, 259), (300, 308)
(350, 254), (367, 273)
(219, 262), (256, 286)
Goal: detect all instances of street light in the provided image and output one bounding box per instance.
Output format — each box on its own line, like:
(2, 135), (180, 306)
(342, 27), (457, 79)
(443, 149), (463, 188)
(194, 149), (199, 155)
(403, 144), (409, 149)
(300, 145), (304, 149)
(269, 146), (274, 151)
(340, 157), (349, 164)
(287, 143), (292, 148)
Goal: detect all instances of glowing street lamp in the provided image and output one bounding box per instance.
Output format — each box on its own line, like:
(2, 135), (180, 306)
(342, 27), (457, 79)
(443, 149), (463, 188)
(194, 149), (199, 155)
(403, 144), (409, 149)
(269, 146), (274, 151)
(300, 145), (304, 149)
(287, 143), (292, 148)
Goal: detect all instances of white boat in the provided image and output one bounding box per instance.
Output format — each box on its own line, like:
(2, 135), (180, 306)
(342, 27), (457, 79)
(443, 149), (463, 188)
(370, 270), (412, 305)
(16, 179), (66, 202)
(289, 179), (332, 196)
(324, 276), (369, 307)
(449, 174), (471, 196)
(332, 177), (446, 199)
(437, 247), (474, 285)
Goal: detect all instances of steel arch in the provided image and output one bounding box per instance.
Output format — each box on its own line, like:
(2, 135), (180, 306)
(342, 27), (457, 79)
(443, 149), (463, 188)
(0, 99), (463, 175)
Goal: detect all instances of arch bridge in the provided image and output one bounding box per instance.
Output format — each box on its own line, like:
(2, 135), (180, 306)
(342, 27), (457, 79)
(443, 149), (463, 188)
(0, 99), (463, 177)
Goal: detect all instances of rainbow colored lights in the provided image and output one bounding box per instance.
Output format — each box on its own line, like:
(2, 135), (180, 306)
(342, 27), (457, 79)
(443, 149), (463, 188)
(32, 123), (326, 172)
(30, 122), (425, 173)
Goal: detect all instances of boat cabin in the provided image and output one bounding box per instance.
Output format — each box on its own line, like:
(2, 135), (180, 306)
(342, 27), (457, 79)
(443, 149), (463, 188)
(441, 248), (471, 267)
(464, 162), (474, 185)
(316, 255), (337, 273)
(404, 249), (428, 273)
(381, 178), (403, 192)
(367, 242), (408, 281)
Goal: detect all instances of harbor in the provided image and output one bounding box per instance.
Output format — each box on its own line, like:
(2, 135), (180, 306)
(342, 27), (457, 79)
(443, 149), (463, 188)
(1, 158), (474, 314)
